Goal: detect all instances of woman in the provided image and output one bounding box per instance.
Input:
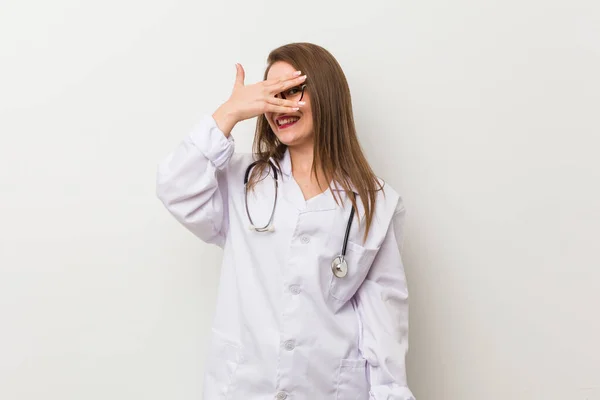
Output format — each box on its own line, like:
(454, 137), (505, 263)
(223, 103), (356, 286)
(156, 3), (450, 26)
(156, 42), (415, 400)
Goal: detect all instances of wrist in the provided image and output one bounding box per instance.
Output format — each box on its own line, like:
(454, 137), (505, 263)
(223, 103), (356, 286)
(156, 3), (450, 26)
(212, 103), (238, 137)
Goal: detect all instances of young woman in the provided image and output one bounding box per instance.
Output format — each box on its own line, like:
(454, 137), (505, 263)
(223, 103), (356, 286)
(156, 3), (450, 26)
(156, 42), (415, 400)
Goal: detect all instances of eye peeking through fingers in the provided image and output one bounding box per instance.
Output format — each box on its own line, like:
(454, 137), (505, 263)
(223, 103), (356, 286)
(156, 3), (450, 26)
(276, 84), (307, 101)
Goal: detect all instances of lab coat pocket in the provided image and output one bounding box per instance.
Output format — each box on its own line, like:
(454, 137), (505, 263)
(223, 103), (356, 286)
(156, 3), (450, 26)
(335, 358), (369, 400)
(203, 330), (243, 399)
(328, 240), (378, 311)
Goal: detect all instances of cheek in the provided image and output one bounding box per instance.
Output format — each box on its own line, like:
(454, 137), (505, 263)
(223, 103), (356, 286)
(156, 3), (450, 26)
(265, 114), (276, 128)
(301, 112), (313, 129)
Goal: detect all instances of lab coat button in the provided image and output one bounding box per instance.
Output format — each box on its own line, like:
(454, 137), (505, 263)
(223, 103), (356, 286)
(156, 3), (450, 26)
(276, 391), (288, 400)
(283, 339), (295, 351)
(289, 285), (301, 295)
(301, 236), (310, 244)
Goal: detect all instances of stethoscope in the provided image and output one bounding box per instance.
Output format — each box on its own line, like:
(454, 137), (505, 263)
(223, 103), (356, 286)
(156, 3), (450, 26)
(243, 161), (356, 278)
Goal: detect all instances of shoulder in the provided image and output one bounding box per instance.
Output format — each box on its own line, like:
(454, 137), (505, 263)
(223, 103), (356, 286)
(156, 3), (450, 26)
(227, 151), (255, 175)
(374, 177), (405, 218)
(364, 178), (406, 247)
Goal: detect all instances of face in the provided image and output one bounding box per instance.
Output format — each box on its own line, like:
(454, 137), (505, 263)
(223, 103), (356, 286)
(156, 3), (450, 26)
(265, 61), (314, 148)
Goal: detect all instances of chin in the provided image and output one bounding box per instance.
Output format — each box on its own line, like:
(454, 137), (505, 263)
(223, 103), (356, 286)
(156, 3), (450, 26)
(275, 130), (311, 147)
(271, 122), (311, 146)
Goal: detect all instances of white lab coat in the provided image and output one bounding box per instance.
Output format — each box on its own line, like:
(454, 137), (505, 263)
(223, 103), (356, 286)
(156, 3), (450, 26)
(156, 115), (416, 400)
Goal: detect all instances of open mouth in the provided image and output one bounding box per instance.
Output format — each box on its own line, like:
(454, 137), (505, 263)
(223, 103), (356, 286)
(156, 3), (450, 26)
(276, 116), (300, 130)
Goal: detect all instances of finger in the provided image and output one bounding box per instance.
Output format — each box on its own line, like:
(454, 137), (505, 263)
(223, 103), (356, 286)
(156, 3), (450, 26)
(267, 74), (307, 94)
(235, 63), (245, 87)
(264, 70), (304, 88)
(267, 97), (305, 108)
(264, 104), (300, 114)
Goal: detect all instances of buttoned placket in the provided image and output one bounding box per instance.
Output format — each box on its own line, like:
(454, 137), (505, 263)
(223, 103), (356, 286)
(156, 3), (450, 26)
(274, 176), (307, 399)
(274, 159), (340, 399)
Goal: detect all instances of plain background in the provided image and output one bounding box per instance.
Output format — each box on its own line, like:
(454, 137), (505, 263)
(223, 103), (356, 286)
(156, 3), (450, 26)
(1, 0), (599, 399)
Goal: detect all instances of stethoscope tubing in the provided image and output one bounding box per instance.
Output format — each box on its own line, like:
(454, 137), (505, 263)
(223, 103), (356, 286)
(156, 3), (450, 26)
(244, 161), (279, 232)
(244, 160), (355, 278)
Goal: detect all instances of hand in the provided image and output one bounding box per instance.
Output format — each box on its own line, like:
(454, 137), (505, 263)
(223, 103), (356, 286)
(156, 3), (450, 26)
(212, 63), (307, 136)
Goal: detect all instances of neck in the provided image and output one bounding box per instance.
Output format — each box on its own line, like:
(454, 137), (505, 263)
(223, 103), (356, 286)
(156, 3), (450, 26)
(288, 144), (328, 190)
(288, 143), (314, 175)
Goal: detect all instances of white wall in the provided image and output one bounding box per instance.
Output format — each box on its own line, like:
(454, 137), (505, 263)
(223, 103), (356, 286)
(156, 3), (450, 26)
(1, 0), (599, 399)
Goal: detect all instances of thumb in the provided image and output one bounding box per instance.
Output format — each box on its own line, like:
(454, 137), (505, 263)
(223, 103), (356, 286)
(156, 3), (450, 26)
(234, 63), (245, 87)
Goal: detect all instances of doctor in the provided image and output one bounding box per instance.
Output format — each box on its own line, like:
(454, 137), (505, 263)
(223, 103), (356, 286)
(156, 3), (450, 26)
(156, 42), (416, 400)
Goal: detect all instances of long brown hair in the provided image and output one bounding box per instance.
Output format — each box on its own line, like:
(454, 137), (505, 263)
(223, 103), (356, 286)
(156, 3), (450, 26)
(249, 42), (383, 241)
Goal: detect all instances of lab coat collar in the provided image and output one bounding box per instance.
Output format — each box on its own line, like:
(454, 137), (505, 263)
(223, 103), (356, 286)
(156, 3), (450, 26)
(329, 180), (359, 195)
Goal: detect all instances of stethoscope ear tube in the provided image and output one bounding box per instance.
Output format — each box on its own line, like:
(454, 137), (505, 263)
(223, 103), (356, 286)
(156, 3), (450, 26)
(244, 160), (278, 184)
(245, 160), (279, 232)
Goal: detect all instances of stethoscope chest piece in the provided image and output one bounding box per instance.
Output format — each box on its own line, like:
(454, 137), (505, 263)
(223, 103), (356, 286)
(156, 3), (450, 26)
(331, 256), (348, 278)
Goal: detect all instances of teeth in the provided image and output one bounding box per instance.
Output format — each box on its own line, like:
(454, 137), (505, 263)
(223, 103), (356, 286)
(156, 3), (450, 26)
(277, 117), (299, 126)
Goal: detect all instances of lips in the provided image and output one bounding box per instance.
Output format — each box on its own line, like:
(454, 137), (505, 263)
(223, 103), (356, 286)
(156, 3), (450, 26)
(275, 115), (300, 129)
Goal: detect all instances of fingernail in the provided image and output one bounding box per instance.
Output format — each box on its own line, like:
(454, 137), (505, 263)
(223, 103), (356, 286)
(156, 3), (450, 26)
(294, 70), (302, 76)
(300, 75), (307, 80)
(298, 101), (306, 106)
(293, 107), (300, 111)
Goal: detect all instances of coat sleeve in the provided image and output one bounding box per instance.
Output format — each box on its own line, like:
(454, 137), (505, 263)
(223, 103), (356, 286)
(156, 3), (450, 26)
(156, 115), (235, 248)
(354, 199), (416, 400)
